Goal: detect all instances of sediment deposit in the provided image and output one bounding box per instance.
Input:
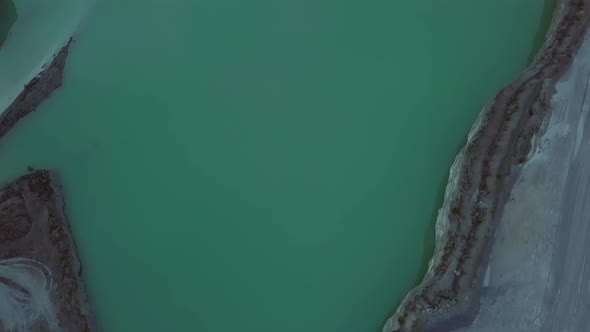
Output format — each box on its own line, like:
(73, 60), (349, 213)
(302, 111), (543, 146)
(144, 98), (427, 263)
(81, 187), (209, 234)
(383, 1), (590, 330)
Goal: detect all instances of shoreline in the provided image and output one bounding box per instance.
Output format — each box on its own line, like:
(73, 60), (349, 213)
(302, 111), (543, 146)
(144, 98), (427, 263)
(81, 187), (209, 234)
(0, 0), (94, 114)
(0, 170), (96, 331)
(0, 38), (72, 139)
(0, 2), (581, 331)
(0, 31), (96, 330)
(383, 0), (590, 331)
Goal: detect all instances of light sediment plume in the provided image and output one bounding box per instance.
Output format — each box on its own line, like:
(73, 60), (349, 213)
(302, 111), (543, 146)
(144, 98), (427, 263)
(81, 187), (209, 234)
(0, 258), (59, 332)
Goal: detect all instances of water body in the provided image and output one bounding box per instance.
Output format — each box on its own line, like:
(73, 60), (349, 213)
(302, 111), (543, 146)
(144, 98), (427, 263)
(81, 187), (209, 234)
(0, 0), (16, 46)
(0, 1), (551, 331)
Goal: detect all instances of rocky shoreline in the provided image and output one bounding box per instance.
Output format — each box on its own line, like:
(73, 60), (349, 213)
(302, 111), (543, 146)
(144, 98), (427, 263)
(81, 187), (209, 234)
(0, 170), (96, 331)
(0, 37), (97, 330)
(383, 1), (590, 331)
(0, 38), (71, 139)
(0, 2), (586, 331)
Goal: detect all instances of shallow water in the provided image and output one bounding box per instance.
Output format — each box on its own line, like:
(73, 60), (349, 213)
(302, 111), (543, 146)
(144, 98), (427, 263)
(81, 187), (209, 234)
(0, 1), (550, 331)
(0, 0), (92, 113)
(0, 0), (16, 46)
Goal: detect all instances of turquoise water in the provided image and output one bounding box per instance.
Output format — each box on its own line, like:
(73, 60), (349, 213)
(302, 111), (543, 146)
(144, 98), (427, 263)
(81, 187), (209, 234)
(0, 1), (550, 331)
(0, 0), (16, 45)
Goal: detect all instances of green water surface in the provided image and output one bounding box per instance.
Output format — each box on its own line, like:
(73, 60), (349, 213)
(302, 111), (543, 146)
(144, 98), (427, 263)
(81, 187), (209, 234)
(0, 1), (551, 331)
(0, 0), (16, 46)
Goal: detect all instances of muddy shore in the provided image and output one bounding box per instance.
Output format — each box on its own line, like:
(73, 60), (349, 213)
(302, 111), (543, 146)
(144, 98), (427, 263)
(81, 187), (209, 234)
(383, 1), (590, 331)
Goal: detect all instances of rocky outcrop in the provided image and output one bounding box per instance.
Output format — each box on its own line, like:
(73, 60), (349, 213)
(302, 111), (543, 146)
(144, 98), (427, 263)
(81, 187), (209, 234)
(0, 38), (71, 139)
(0, 170), (96, 331)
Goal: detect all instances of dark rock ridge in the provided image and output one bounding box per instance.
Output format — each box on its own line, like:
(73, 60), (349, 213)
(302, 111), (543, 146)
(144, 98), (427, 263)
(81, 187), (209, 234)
(0, 170), (96, 331)
(0, 36), (96, 330)
(0, 38), (71, 139)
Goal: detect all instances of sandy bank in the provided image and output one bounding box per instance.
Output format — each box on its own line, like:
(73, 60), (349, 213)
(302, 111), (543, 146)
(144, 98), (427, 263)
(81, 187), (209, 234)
(383, 0), (590, 331)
